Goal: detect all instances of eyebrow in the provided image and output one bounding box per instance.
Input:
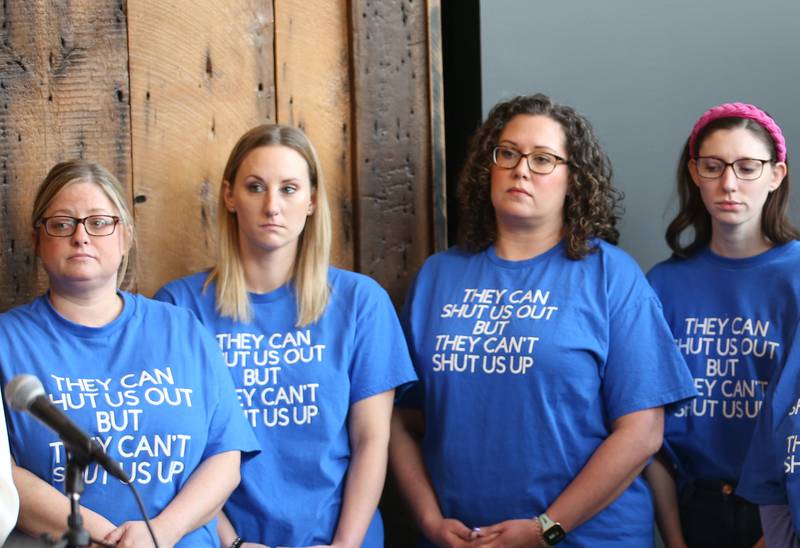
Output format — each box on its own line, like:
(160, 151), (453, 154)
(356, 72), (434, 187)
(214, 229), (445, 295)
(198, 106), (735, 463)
(47, 208), (115, 216)
(498, 139), (563, 155)
(242, 174), (304, 184)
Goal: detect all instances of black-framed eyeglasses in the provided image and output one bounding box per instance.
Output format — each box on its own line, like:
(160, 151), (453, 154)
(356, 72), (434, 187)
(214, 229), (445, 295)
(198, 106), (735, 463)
(37, 215), (120, 237)
(694, 157), (773, 181)
(492, 146), (569, 175)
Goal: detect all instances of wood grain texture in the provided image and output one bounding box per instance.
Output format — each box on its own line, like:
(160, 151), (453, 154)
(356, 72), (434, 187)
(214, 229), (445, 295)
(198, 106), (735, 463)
(127, 0), (276, 295)
(0, 0), (132, 308)
(351, 0), (433, 304)
(275, 0), (354, 269)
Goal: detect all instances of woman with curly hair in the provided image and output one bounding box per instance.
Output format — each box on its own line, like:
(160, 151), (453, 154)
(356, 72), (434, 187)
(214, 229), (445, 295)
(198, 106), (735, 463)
(390, 93), (695, 547)
(646, 103), (800, 548)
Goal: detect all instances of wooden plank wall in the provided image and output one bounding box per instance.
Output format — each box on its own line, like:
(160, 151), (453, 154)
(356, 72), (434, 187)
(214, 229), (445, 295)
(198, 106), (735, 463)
(0, 0), (445, 307)
(0, 0), (132, 306)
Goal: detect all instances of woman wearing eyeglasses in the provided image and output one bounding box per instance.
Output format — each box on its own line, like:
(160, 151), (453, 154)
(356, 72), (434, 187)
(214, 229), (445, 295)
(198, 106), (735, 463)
(155, 124), (417, 548)
(390, 94), (695, 547)
(645, 103), (800, 548)
(0, 160), (259, 547)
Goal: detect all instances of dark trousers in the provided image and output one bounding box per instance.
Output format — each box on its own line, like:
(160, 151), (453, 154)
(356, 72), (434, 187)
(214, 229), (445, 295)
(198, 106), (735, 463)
(680, 481), (762, 548)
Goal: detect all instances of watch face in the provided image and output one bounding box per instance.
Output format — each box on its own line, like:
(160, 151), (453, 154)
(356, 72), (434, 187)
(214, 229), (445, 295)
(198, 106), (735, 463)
(544, 523), (566, 545)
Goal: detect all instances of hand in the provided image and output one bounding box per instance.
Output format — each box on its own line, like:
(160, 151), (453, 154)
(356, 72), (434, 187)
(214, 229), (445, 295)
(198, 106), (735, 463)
(425, 517), (486, 548)
(751, 537), (766, 548)
(471, 518), (542, 548)
(103, 520), (176, 548)
(241, 543), (269, 548)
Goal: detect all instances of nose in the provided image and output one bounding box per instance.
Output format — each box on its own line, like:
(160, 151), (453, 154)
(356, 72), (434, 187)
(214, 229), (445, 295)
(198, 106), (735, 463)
(512, 155), (531, 178)
(720, 164), (738, 193)
(70, 221), (91, 245)
(263, 188), (280, 216)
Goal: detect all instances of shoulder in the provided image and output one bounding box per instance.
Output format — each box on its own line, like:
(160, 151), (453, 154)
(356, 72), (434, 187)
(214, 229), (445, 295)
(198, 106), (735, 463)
(411, 247), (477, 284)
(646, 254), (696, 282)
(585, 240), (647, 285)
(328, 267), (392, 305)
(0, 298), (45, 331)
(771, 240), (800, 265)
(157, 271), (212, 296)
(125, 291), (206, 330)
(580, 241), (658, 311)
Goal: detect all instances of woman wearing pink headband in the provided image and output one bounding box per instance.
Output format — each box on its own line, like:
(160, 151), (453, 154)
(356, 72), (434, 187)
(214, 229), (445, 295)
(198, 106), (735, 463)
(646, 103), (800, 548)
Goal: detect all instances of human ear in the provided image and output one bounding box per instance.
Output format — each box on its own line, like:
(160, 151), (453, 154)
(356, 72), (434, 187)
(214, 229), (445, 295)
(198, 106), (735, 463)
(768, 162), (787, 192)
(222, 180), (236, 213)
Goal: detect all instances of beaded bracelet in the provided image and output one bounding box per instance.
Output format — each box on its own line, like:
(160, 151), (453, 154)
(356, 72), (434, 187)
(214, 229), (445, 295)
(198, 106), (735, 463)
(230, 537), (243, 548)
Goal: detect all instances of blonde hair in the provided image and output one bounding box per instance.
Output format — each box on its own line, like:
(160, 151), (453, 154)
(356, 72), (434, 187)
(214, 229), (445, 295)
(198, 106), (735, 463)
(32, 160), (134, 288)
(207, 124), (331, 325)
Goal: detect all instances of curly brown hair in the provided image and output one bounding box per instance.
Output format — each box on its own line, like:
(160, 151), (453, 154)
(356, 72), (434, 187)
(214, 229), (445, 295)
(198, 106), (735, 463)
(666, 116), (799, 257)
(457, 94), (622, 259)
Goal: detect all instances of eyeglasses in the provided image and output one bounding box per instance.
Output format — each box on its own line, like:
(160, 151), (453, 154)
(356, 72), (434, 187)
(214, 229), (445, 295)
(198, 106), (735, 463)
(694, 157), (773, 181)
(37, 215), (120, 237)
(492, 146), (569, 175)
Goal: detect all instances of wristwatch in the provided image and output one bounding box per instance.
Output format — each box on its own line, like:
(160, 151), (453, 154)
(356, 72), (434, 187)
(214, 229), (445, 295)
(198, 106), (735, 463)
(537, 512), (566, 545)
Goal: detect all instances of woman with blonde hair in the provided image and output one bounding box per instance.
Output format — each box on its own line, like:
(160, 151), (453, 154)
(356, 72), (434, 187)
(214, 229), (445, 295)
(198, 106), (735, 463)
(157, 124), (416, 547)
(0, 159), (258, 547)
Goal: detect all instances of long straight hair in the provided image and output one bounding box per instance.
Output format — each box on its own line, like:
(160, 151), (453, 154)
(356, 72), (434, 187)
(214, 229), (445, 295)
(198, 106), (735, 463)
(206, 124), (332, 325)
(667, 116), (798, 256)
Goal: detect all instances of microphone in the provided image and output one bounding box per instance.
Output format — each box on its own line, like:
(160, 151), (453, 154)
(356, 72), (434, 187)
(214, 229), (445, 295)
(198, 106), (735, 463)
(5, 374), (131, 483)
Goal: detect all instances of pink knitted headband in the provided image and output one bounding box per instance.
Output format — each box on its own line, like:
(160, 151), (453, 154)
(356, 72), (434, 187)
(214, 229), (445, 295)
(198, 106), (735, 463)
(689, 102), (786, 162)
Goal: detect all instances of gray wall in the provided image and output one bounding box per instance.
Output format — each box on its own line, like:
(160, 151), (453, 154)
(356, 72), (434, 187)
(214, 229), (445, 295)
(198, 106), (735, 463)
(481, 0), (800, 271)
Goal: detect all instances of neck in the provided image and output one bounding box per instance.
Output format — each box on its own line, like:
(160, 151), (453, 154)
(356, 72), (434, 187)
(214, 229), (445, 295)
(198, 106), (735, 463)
(239, 242), (298, 294)
(709, 222), (773, 259)
(48, 282), (123, 327)
(495, 220), (563, 261)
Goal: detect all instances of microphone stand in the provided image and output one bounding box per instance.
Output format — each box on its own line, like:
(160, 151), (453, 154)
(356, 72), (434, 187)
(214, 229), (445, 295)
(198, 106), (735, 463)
(52, 444), (92, 548)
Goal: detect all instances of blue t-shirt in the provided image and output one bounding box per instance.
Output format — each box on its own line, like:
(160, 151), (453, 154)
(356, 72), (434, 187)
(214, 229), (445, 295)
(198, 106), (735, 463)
(399, 241), (696, 547)
(156, 268), (417, 547)
(738, 319), (800, 535)
(0, 292), (260, 547)
(648, 242), (800, 484)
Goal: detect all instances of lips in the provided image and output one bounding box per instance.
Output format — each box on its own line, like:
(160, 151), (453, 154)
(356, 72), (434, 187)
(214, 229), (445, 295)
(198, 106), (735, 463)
(716, 201), (743, 211)
(507, 187), (532, 197)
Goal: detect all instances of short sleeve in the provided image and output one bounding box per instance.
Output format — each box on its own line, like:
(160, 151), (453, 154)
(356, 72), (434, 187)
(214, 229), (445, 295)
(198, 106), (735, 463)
(603, 295), (697, 422)
(737, 325), (800, 505)
(348, 281), (417, 405)
(198, 330), (261, 460)
(737, 391), (785, 504)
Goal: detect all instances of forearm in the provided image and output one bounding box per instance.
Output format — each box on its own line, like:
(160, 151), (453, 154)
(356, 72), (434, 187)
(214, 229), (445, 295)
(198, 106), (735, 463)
(13, 463), (115, 541)
(332, 435), (388, 548)
(644, 452), (686, 548)
(153, 450), (241, 544)
(547, 408), (664, 533)
(389, 409), (444, 538)
(217, 510), (238, 546)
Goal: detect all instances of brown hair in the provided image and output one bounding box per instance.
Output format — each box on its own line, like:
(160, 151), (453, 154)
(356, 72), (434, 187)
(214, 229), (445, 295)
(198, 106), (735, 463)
(458, 94), (621, 258)
(666, 116), (798, 257)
